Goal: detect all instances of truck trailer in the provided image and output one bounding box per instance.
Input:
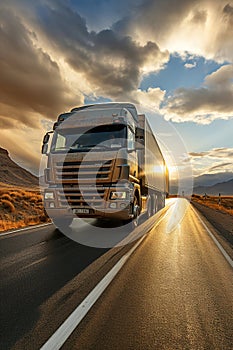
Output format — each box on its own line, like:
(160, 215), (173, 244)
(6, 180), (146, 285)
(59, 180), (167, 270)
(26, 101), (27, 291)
(41, 103), (169, 228)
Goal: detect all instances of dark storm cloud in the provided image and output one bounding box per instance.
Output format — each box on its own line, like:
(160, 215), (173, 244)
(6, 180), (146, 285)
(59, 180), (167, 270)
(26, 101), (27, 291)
(223, 3), (233, 22)
(0, 7), (77, 129)
(191, 9), (207, 23)
(114, 0), (198, 41)
(114, 0), (233, 63)
(34, 1), (168, 98)
(212, 2), (233, 61)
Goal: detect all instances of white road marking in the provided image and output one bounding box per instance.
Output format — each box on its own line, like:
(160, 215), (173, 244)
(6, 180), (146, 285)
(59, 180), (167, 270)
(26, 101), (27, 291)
(40, 209), (169, 350)
(115, 205), (171, 247)
(0, 223), (52, 237)
(192, 207), (233, 268)
(21, 257), (48, 271)
(40, 235), (145, 350)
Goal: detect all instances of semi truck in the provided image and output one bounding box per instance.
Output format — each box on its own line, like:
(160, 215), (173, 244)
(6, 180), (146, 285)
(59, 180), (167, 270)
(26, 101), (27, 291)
(41, 103), (169, 228)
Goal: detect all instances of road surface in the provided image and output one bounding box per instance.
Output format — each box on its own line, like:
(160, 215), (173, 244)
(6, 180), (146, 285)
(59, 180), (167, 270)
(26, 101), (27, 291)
(0, 199), (232, 349)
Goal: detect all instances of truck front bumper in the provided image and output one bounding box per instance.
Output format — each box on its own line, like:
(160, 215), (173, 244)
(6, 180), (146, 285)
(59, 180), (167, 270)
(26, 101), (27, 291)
(45, 204), (133, 221)
(44, 183), (134, 221)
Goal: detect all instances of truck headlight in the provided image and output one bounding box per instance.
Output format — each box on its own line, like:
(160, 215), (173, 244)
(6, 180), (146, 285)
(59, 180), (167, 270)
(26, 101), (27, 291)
(110, 191), (127, 200)
(44, 192), (54, 200)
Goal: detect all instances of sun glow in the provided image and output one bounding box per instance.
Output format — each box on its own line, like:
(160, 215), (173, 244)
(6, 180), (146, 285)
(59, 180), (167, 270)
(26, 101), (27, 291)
(167, 164), (179, 180)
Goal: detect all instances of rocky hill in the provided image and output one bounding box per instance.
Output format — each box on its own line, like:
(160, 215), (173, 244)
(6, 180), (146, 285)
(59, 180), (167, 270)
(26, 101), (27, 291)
(0, 147), (38, 187)
(193, 178), (233, 196)
(194, 172), (233, 187)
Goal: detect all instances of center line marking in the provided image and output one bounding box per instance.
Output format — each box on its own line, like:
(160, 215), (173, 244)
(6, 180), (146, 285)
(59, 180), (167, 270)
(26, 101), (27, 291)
(40, 210), (169, 350)
(40, 235), (145, 350)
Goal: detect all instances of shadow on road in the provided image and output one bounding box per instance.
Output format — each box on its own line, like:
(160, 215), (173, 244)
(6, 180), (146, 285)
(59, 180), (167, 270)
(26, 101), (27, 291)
(0, 227), (109, 349)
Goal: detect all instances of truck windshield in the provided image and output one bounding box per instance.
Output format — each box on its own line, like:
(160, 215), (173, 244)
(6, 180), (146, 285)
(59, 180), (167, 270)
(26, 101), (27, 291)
(51, 124), (126, 152)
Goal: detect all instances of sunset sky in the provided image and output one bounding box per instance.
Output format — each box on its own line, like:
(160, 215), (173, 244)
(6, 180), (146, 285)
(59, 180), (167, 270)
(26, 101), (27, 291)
(0, 0), (232, 180)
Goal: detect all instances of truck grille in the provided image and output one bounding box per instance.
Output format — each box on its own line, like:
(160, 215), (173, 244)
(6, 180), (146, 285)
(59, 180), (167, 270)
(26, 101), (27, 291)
(55, 160), (113, 183)
(57, 187), (107, 208)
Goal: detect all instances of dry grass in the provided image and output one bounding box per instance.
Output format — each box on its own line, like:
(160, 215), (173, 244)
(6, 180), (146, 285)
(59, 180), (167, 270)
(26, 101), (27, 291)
(1, 199), (15, 212)
(192, 194), (233, 216)
(0, 186), (49, 232)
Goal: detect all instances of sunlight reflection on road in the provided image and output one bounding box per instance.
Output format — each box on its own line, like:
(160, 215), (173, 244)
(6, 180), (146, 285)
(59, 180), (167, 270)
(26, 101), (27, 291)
(165, 198), (190, 234)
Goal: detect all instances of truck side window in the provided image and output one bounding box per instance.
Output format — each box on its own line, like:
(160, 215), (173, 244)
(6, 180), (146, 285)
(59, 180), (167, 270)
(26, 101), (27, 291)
(128, 127), (135, 150)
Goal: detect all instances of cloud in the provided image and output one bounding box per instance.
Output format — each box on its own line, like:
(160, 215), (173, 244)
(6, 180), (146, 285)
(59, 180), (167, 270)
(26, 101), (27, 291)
(3, 1), (231, 129)
(189, 147), (233, 159)
(29, 1), (169, 100)
(0, 1), (169, 174)
(0, 7), (79, 129)
(0, 127), (43, 175)
(213, 3), (233, 62)
(189, 151), (208, 157)
(162, 65), (233, 124)
(191, 9), (207, 23)
(184, 62), (197, 69)
(115, 0), (233, 62)
(128, 87), (166, 110)
(1, 0), (232, 175)
(189, 147), (233, 175)
(208, 162), (232, 171)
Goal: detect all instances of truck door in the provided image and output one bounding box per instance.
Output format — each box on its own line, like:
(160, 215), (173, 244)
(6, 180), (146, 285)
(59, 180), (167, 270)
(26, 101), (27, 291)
(127, 127), (138, 180)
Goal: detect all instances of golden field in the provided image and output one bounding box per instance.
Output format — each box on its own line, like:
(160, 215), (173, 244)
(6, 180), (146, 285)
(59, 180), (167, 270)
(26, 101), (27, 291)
(191, 194), (233, 216)
(0, 185), (49, 232)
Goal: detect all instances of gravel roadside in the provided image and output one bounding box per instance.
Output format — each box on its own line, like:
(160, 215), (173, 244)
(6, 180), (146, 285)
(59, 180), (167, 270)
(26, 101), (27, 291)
(191, 200), (233, 261)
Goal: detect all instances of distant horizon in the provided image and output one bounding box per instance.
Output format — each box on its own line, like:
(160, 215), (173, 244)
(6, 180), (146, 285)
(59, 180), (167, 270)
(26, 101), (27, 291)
(1, 145), (233, 195)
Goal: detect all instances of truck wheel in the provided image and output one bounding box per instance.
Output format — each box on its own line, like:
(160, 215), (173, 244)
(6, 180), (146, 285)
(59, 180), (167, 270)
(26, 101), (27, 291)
(162, 194), (166, 208)
(152, 195), (156, 215)
(147, 196), (152, 219)
(154, 195), (158, 213)
(53, 217), (73, 229)
(131, 196), (140, 228)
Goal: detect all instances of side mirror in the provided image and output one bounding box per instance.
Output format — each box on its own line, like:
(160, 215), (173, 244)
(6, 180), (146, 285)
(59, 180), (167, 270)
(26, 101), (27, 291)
(135, 143), (144, 150)
(135, 127), (144, 141)
(43, 132), (50, 144)
(135, 127), (144, 150)
(118, 164), (130, 179)
(41, 143), (48, 155)
(128, 147), (136, 153)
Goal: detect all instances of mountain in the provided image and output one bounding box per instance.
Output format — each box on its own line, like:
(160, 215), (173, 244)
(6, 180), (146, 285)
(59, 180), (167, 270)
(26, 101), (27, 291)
(169, 175), (233, 196)
(0, 147), (38, 187)
(193, 178), (233, 196)
(193, 172), (233, 187)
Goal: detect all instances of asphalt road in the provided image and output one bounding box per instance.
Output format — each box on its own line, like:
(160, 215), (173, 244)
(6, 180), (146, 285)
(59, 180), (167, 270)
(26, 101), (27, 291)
(1, 199), (232, 350)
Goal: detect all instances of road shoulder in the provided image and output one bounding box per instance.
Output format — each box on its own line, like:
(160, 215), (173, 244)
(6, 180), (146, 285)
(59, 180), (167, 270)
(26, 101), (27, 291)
(191, 200), (233, 260)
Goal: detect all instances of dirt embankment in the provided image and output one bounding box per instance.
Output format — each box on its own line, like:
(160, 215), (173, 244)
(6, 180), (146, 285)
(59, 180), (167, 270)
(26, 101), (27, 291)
(0, 186), (49, 232)
(191, 195), (233, 257)
(0, 147), (38, 187)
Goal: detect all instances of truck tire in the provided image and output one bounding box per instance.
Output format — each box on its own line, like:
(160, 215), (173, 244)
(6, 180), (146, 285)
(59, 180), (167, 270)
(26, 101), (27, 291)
(147, 196), (152, 219)
(53, 217), (73, 229)
(131, 195), (140, 229)
(154, 195), (158, 214)
(151, 194), (156, 215)
(162, 193), (166, 208)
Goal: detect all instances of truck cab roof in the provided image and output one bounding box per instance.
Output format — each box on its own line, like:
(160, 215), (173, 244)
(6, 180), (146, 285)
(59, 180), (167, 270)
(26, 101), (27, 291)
(55, 107), (136, 130)
(70, 103), (138, 122)
(54, 103), (138, 130)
